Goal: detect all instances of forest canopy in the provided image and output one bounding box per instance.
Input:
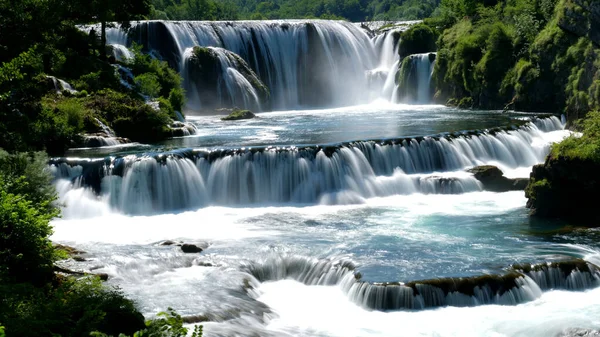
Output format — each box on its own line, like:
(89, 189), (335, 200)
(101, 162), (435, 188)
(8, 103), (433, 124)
(149, 0), (441, 21)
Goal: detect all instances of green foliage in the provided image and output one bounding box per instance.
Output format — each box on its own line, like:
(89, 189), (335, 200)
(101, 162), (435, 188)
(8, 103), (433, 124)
(129, 45), (182, 99)
(398, 24), (438, 58)
(0, 183), (57, 285)
(552, 111), (600, 162)
(432, 0), (599, 113)
(0, 277), (146, 337)
(0, 151), (57, 214)
(168, 88), (186, 113)
(0, 151), (58, 285)
(135, 73), (162, 98)
(91, 308), (203, 337)
(85, 89), (172, 142)
(149, 0), (441, 21)
(0, 152), (146, 337)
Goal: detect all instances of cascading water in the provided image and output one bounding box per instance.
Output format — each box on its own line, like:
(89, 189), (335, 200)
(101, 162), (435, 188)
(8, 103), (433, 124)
(99, 20), (421, 111)
(182, 46), (267, 111)
(395, 53), (436, 104)
(51, 116), (563, 215)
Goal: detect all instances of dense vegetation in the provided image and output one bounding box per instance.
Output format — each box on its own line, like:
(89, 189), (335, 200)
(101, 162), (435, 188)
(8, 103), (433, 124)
(0, 0), (203, 335)
(0, 153), (204, 336)
(429, 0), (600, 122)
(0, 0), (186, 155)
(149, 0), (441, 21)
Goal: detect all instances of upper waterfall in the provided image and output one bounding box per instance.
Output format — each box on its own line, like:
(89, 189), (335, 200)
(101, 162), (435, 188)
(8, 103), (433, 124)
(102, 20), (413, 112)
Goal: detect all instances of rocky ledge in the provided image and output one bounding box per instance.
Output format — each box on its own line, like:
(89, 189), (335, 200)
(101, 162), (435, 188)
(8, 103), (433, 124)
(467, 165), (529, 192)
(525, 155), (600, 223)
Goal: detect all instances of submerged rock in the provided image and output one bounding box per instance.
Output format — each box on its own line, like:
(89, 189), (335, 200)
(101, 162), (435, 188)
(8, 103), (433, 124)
(467, 165), (528, 192)
(221, 109), (256, 121)
(526, 156), (600, 222)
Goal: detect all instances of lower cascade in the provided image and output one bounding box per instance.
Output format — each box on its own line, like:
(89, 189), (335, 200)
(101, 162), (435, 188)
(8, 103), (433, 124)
(51, 117), (564, 215)
(241, 256), (600, 311)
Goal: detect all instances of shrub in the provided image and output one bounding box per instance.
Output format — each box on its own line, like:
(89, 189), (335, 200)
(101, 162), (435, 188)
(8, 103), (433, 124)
(399, 23), (438, 58)
(168, 87), (186, 113)
(112, 104), (172, 142)
(135, 73), (162, 98)
(552, 110), (600, 162)
(0, 277), (146, 337)
(0, 186), (57, 285)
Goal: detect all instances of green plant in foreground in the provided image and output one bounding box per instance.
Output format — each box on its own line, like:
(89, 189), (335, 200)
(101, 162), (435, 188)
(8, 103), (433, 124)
(91, 308), (203, 337)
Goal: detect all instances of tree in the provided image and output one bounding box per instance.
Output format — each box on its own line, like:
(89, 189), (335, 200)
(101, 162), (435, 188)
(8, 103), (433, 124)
(76, 0), (151, 60)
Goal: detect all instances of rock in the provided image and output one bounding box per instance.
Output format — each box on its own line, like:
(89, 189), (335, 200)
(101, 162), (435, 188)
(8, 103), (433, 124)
(182, 315), (210, 324)
(54, 244), (86, 256)
(95, 273), (109, 281)
(467, 165), (529, 192)
(526, 155), (600, 222)
(170, 121), (197, 137)
(221, 109), (256, 121)
(557, 329), (600, 337)
(181, 244), (203, 253)
(160, 240), (178, 246)
(558, 0), (600, 46)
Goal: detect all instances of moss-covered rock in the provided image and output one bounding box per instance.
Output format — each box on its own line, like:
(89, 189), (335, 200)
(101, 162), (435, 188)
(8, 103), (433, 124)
(398, 24), (438, 59)
(221, 109), (256, 121)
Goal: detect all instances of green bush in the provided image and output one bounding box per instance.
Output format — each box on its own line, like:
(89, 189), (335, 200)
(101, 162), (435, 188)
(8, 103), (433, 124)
(129, 45), (182, 98)
(135, 73), (162, 98)
(0, 151), (57, 213)
(0, 185), (57, 285)
(399, 23), (438, 58)
(92, 308), (203, 337)
(552, 110), (600, 162)
(113, 104), (172, 142)
(0, 277), (146, 337)
(168, 88), (186, 113)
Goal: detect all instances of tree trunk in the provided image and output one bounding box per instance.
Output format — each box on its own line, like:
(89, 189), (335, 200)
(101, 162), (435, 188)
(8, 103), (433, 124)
(101, 20), (107, 61)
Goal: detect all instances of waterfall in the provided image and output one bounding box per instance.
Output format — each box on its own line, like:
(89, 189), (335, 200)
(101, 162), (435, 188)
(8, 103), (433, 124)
(241, 256), (600, 311)
(98, 20), (424, 111)
(182, 46), (267, 111)
(51, 117), (563, 214)
(395, 53), (436, 104)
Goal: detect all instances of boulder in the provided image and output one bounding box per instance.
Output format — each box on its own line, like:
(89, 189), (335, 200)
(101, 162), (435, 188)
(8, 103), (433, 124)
(181, 244), (203, 254)
(525, 155), (600, 222)
(467, 165), (529, 192)
(221, 109), (256, 121)
(398, 24), (438, 59)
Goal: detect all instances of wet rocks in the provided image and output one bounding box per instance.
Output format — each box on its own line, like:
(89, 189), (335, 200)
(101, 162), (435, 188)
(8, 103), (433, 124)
(467, 165), (529, 192)
(558, 329), (600, 337)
